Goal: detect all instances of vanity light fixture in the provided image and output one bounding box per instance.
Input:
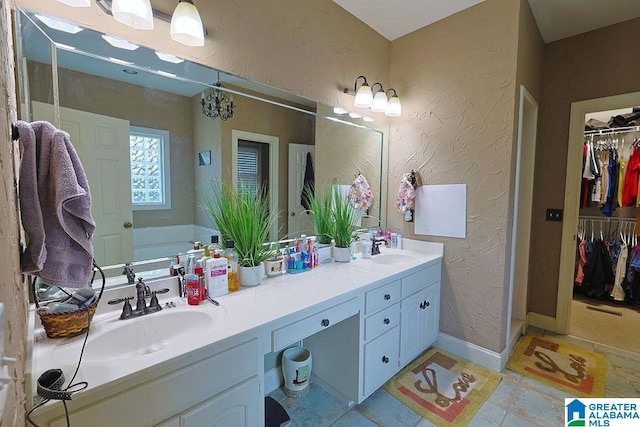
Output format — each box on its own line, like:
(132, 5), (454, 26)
(370, 83), (388, 113)
(155, 51), (185, 64)
(55, 0), (91, 6)
(35, 14), (84, 34)
(201, 74), (235, 121)
(102, 34), (140, 50)
(97, 0), (207, 47)
(112, 0), (154, 30)
(344, 76), (373, 108)
(385, 89), (402, 117)
(170, 0), (205, 47)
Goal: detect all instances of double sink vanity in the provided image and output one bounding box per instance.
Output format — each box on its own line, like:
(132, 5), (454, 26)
(27, 240), (443, 427)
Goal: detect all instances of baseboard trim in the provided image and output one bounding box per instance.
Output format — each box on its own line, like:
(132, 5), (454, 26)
(435, 333), (504, 372)
(527, 312), (557, 332)
(264, 367), (283, 395)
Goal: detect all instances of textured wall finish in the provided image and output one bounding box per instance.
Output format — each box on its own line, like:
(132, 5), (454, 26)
(530, 17), (640, 317)
(1, 1), (28, 425)
(388, 0), (520, 353)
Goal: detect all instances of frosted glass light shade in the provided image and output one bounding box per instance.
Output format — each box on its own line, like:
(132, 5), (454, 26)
(170, 1), (205, 47)
(354, 84), (373, 108)
(56, 0), (91, 6)
(370, 91), (388, 113)
(385, 95), (402, 117)
(112, 0), (154, 30)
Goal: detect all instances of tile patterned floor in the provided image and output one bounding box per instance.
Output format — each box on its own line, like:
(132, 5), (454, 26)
(268, 329), (640, 426)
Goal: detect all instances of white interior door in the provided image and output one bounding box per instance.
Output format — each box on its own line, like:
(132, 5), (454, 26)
(288, 143), (314, 237)
(32, 101), (133, 266)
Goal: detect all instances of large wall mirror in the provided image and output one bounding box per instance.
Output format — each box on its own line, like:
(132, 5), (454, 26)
(15, 7), (387, 278)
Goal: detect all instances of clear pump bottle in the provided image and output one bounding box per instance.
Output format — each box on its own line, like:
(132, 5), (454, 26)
(223, 240), (240, 292)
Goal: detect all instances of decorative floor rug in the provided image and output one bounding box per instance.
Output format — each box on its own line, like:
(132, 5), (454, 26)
(506, 335), (607, 397)
(383, 348), (502, 426)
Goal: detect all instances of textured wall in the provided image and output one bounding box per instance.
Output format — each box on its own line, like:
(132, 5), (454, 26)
(530, 17), (640, 316)
(387, 0), (520, 353)
(1, 1), (28, 425)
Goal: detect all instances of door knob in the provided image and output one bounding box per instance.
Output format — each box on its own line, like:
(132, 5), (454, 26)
(321, 319), (330, 327)
(290, 211), (296, 217)
(124, 221), (133, 229)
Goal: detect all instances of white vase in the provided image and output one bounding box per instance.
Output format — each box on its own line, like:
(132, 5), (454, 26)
(332, 246), (352, 263)
(238, 263), (265, 287)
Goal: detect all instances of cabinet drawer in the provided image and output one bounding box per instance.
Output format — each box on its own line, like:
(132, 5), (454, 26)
(364, 303), (399, 342)
(363, 326), (400, 397)
(365, 280), (400, 315)
(50, 338), (260, 427)
(272, 297), (359, 352)
(401, 263), (440, 297)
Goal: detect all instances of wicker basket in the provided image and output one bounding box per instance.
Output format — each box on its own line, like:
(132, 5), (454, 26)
(33, 262), (105, 339)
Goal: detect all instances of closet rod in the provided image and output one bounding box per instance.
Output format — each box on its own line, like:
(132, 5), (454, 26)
(578, 215), (636, 222)
(584, 125), (640, 136)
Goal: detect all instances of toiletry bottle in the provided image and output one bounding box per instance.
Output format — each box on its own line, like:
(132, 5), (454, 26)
(195, 261), (206, 301)
(169, 256), (178, 276)
(186, 273), (200, 305)
(397, 234), (403, 250)
(362, 236), (372, 259)
(223, 240), (240, 292)
(206, 251), (229, 297)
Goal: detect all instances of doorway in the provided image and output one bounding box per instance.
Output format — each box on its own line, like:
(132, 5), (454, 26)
(231, 130), (279, 241)
(506, 86), (538, 360)
(557, 91), (640, 354)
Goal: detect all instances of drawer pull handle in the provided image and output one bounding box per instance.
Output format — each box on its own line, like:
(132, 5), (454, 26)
(383, 318), (390, 325)
(382, 356), (389, 364)
(321, 319), (330, 327)
(384, 294), (391, 301)
(420, 301), (430, 309)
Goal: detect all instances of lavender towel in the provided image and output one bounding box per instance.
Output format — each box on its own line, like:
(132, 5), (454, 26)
(17, 120), (96, 288)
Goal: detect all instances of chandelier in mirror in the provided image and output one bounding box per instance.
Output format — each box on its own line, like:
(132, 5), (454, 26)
(201, 78), (235, 121)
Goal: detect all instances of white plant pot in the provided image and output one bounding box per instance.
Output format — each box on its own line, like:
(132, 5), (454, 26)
(332, 246), (352, 263)
(238, 263), (265, 287)
(317, 244), (333, 264)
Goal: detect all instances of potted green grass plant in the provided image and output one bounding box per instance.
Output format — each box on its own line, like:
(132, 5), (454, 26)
(304, 184), (333, 245)
(203, 181), (276, 286)
(329, 186), (359, 262)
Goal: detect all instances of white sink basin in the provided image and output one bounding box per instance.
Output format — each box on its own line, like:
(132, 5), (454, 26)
(53, 309), (219, 363)
(370, 253), (416, 265)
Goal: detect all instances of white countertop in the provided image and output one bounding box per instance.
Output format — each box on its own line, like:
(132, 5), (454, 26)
(26, 239), (443, 416)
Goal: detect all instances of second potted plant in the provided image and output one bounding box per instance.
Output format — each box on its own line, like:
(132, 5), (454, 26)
(203, 181), (276, 287)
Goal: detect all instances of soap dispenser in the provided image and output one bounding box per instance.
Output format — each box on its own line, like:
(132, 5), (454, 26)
(362, 235), (372, 259)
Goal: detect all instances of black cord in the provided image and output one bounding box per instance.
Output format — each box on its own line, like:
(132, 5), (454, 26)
(26, 294), (93, 427)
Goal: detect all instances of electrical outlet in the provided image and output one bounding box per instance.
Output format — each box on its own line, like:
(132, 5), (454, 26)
(546, 208), (563, 222)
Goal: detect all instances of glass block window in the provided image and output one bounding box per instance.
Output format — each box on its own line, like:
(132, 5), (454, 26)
(129, 127), (171, 210)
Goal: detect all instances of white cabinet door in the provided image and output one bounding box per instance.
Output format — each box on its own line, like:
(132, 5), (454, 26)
(155, 416), (180, 427)
(182, 376), (261, 427)
(363, 326), (400, 397)
(400, 283), (440, 366)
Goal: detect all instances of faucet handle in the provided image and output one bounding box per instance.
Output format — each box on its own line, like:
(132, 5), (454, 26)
(108, 296), (134, 305)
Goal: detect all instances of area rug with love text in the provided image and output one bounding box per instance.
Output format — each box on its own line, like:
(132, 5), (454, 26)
(506, 335), (607, 397)
(383, 348), (502, 426)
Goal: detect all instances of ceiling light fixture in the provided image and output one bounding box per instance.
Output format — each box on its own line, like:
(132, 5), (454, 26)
(385, 89), (402, 117)
(111, 0), (154, 30)
(55, 0), (91, 6)
(370, 83), (388, 113)
(102, 34), (140, 50)
(170, 0), (205, 47)
(201, 73), (235, 121)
